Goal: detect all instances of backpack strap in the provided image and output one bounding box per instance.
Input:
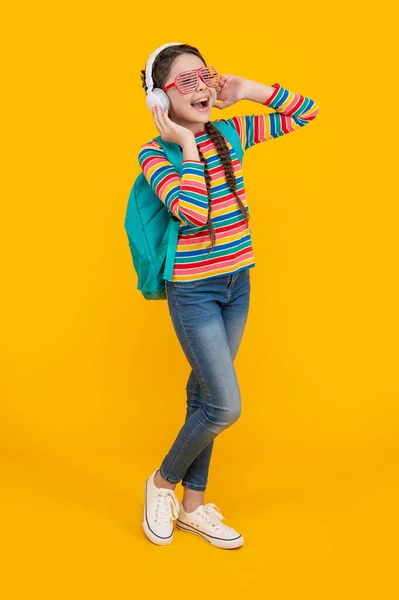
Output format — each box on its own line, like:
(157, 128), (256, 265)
(213, 120), (244, 165)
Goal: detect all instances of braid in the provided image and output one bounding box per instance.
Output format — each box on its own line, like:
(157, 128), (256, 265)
(197, 121), (250, 255)
(196, 143), (214, 253)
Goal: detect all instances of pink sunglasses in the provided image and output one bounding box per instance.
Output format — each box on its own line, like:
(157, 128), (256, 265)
(162, 66), (219, 95)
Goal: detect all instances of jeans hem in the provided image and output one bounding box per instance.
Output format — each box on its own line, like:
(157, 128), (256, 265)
(159, 465), (180, 485)
(182, 481), (206, 491)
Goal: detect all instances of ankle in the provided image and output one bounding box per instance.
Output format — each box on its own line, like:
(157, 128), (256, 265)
(182, 500), (202, 513)
(182, 487), (205, 513)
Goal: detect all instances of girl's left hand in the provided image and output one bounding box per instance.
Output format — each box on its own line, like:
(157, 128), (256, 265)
(214, 74), (248, 109)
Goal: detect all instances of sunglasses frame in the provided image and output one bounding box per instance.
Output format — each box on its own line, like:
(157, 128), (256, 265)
(162, 66), (219, 95)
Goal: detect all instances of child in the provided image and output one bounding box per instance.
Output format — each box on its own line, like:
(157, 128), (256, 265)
(139, 42), (320, 548)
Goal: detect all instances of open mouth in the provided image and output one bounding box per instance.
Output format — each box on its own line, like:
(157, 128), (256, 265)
(191, 98), (209, 112)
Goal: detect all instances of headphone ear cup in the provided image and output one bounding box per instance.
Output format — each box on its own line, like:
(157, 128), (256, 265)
(146, 88), (170, 112)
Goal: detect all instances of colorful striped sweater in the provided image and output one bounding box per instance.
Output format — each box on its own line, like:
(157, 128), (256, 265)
(138, 82), (320, 283)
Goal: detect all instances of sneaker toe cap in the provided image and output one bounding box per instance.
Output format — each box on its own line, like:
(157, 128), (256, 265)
(221, 527), (242, 540)
(150, 522), (174, 539)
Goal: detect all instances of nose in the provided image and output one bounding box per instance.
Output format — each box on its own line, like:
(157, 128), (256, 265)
(196, 75), (207, 92)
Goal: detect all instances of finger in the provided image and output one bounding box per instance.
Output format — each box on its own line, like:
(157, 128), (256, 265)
(217, 98), (230, 108)
(157, 107), (168, 125)
(152, 105), (160, 127)
(152, 106), (164, 132)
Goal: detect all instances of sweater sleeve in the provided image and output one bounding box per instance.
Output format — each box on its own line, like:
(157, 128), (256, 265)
(217, 82), (320, 151)
(138, 140), (209, 226)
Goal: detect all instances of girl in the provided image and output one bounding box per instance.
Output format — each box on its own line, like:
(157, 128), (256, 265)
(139, 43), (320, 549)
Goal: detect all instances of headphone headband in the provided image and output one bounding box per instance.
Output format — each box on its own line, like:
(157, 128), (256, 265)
(145, 42), (184, 94)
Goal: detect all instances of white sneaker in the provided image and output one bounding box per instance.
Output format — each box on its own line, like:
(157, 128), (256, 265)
(176, 502), (244, 549)
(142, 468), (180, 545)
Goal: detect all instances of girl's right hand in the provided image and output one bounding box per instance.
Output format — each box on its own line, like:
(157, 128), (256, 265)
(152, 105), (194, 146)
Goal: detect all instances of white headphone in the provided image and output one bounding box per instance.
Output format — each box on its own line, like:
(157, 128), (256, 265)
(144, 42), (217, 112)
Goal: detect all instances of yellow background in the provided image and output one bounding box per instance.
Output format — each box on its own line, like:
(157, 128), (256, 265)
(1, 1), (398, 598)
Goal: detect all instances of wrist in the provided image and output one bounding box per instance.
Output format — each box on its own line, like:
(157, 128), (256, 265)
(180, 133), (195, 147)
(181, 136), (200, 162)
(242, 79), (278, 104)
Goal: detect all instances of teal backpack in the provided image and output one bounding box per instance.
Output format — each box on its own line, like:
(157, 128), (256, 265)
(124, 120), (244, 300)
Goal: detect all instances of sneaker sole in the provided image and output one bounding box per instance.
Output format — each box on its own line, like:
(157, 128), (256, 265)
(176, 519), (244, 549)
(142, 480), (174, 546)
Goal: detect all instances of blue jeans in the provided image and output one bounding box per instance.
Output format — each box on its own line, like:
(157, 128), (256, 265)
(159, 267), (251, 491)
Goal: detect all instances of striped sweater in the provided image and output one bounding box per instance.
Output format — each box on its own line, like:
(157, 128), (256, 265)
(138, 82), (320, 283)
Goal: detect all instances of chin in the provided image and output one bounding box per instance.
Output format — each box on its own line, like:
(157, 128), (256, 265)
(187, 109), (210, 120)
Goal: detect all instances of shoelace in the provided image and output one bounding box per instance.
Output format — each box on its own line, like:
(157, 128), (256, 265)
(199, 503), (226, 530)
(154, 489), (180, 524)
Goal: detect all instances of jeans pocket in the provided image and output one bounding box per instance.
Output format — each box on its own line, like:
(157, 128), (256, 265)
(172, 280), (203, 289)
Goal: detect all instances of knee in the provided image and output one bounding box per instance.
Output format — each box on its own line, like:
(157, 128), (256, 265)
(225, 404), (241, 426)
(224, 387), (242, 426)
(205, 397), (241, 431)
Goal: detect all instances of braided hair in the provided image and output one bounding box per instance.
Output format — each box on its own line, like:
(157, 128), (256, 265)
(141, 44), (250, 254)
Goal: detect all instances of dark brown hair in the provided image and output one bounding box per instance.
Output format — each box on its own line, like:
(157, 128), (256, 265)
(141, 44), (250, 254)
